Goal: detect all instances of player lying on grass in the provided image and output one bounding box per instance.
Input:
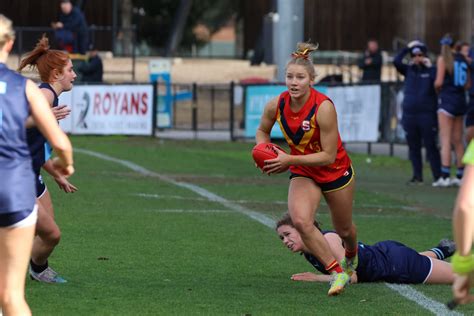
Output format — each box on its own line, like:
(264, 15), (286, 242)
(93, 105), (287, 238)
(276, 213), (455, 284)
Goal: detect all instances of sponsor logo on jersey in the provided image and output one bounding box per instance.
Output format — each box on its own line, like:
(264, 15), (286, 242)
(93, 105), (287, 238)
(302, 120), (311, 132)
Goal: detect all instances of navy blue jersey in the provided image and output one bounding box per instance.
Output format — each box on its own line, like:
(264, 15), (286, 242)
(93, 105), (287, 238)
(0, 63), (36, 212)
(303, 232), (432, 284)
(26, 83), (58, 175)
(438, 53), (468, 115)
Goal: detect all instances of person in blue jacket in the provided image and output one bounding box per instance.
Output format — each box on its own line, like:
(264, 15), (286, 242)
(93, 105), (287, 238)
(51, 0), (89, 54)
(393, 40), (441, 185)
(434, 34), (470, 187)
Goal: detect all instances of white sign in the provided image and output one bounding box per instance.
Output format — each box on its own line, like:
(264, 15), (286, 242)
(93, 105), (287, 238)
(149, 59), (172, 75)
(58, 85), (153, 135)
(329, 85), (381, 142)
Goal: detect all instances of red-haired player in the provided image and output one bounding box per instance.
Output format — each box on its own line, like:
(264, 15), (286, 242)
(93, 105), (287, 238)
(256, 42), (357, 296)
(18, 35), (77, 283)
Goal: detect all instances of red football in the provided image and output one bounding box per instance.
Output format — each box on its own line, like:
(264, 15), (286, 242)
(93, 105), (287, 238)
(252, 143), (286, 170)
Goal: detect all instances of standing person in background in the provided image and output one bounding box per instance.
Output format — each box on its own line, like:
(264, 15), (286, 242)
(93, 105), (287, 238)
(451, 140), (474, 305)
(257, 42), (358, 296)
(359, 38), (382, 82)
(18, 35), (78, 284)
(434, 34), (470, 187)
(0, 14), (74, 315)
(78, 46), (103, 82)
(51, 0), (89, 54)
(459, 42), (474, 144)
(393, 40), (441, 185)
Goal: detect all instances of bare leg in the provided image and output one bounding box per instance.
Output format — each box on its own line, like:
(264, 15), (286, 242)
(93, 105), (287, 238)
(466, 126), (474, 145)
(0, 224), (35, 316)
(425, 258), (454, 284)
(288, 177), (336, 267)
(324, 180), (358, 253)
(451, 116), (465, 168)
(438, 112), (453, 168)
(31, 191), (60, 265)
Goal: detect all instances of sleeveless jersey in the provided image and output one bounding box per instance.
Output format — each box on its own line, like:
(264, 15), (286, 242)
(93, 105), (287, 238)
(439, 53), (468, 110)
(0, 63), (36, 212)
(275, 88), (351, 183)
(27, 83), (58, 174)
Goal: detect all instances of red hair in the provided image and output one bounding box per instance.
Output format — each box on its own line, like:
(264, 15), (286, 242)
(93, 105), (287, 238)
(18, 35), (69, 82)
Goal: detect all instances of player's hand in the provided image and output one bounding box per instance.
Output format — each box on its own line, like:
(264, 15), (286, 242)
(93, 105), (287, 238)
(407, 40), (423, 48)
(54, 176), (78, 193)
(52, 105), (71, 121)
(452, 273), (474, 305)
(262, 148), (290, 175)
(291, 272), (320, 282)
(52, 157), (74, 177)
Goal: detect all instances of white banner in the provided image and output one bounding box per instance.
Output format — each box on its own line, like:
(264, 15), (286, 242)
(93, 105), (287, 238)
(58, 85), (153, 135)
(328, 85), (381, 142)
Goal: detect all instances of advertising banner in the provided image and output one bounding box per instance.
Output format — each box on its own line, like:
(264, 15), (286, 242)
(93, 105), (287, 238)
(244, 84), (380, 142)
(58, 85), (153, 135)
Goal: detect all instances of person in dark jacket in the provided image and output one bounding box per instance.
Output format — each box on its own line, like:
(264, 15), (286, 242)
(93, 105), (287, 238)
(393, 40), (442, 185)
(51, 0), (89, 54)
(359, 39), (382, 82)
(78, 47), (103, 82)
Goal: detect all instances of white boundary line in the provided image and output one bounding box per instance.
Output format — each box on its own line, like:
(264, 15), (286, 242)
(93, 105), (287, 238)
(76, 148), (461, 315)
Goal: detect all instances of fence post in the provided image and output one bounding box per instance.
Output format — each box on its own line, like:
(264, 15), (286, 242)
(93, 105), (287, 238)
(211, 85), (215, 130)
(229, 81), (235, 141)
(151, 81), (158, 136)
(192, 82), (198, 139)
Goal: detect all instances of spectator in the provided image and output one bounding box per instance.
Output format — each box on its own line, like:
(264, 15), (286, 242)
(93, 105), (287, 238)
(51, 0), (89, 54)
(434, 34), (470, 187)
(78, 46), (103, 82)
(359, 38), (382, 82)
(393, 40), (441, 185)
(459, 42), (474, 144)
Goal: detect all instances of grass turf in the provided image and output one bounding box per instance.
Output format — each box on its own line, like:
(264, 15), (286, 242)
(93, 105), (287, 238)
(26, 136), (473, 315)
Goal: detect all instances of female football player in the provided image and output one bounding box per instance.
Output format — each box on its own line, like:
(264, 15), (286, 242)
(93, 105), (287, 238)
(276, 213), (454, 285)
(256, 41), (357, 295)
(0, 14), (73, 315)
(451, 140), (474, 305)
(18, 34), (77, 283)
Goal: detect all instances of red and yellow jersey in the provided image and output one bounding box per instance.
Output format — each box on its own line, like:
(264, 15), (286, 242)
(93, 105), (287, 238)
(275, 88), (351, 183)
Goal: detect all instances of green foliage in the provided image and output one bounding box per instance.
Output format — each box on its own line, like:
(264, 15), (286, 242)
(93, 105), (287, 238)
(131, 0), (239, 51)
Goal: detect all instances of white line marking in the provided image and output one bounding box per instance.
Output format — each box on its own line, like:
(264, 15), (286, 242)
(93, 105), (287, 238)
(76, 148), (455, 314)
(385, 284), (462, 316)
(145, 209), (233, 213)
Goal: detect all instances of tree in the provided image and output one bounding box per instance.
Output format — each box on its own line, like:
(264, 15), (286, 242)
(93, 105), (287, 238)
(130, 0), (240, 55)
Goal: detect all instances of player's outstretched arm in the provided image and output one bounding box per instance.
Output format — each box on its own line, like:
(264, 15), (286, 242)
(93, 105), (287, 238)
(42, 159), (78, 193)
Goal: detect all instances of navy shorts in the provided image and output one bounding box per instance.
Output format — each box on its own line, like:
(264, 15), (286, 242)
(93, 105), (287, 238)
(438, 96), (467, 117)
(357, 240), (432, 284)
(36, 173), (47, 198)
(0, 207), (36, 228)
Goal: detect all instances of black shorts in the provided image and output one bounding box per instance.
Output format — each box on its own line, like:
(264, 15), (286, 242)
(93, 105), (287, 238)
(290, 165), (354, 193)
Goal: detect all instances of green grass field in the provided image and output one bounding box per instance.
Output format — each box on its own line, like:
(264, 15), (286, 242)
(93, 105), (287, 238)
(26, 136), (473, 315)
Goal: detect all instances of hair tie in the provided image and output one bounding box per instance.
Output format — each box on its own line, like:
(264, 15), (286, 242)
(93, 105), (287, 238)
(291, 50), (310, 60)
(440, 37), (453, 46)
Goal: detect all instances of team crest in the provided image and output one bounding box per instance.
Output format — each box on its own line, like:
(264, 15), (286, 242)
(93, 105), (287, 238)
(301, 120), (311, 132)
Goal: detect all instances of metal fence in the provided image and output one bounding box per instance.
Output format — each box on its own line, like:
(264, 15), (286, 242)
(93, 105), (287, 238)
(154, 81), (407, 148)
